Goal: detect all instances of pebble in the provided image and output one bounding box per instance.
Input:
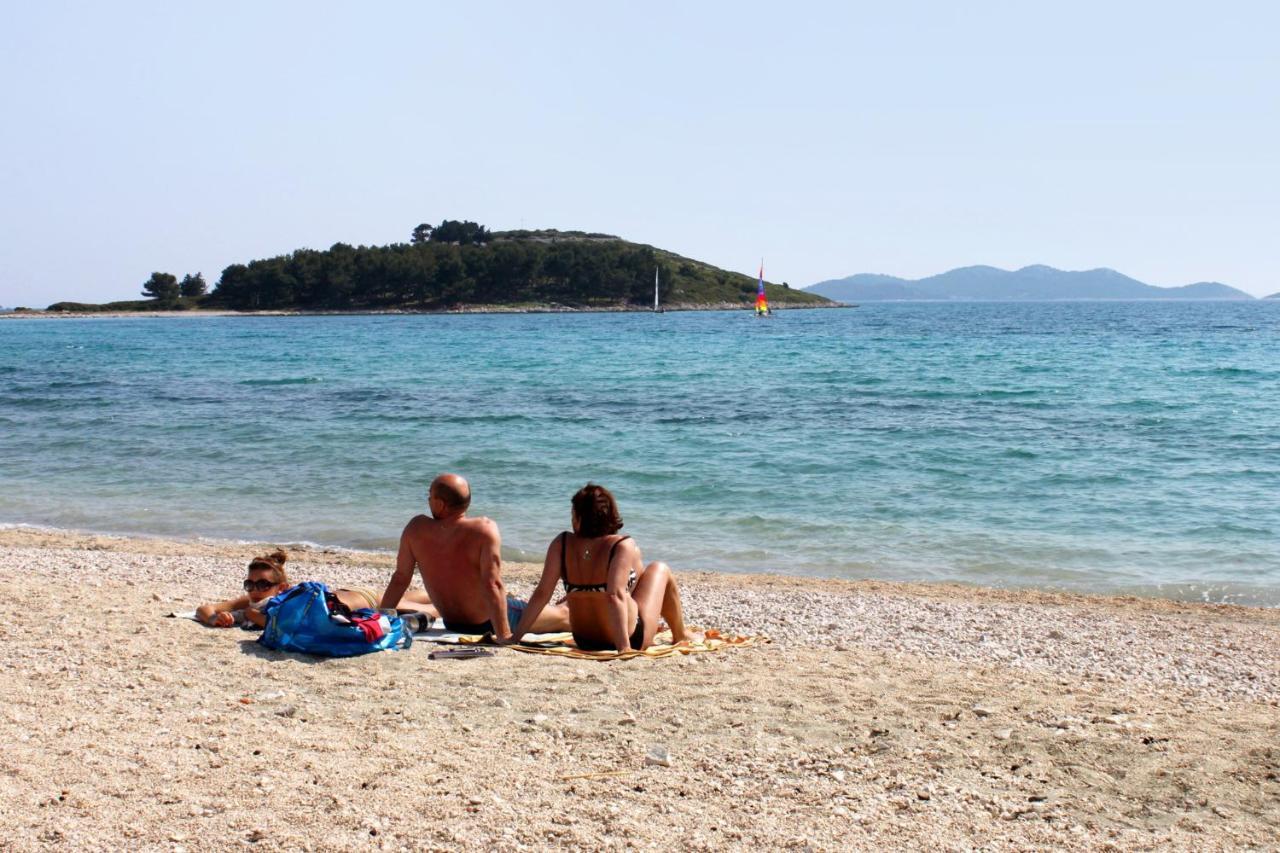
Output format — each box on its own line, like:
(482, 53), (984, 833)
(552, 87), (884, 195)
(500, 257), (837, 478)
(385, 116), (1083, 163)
(645, 745), (672, 767)
(972, 705), (996, 718)
(680, 576), (1280, 705)
(491, 697), (511, 709)
(994, 729), (1013, 741)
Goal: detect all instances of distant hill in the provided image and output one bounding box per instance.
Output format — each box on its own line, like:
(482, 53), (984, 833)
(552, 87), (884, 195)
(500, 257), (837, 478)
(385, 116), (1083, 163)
(1267, 292), (1280, 300)
(45, 220), (832, 313)
(807, 265), (1255, 301)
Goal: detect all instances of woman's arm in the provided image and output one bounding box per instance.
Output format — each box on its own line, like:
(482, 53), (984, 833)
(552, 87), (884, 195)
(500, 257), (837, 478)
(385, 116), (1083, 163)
(242, 606), (269, 628)
(195, 595), (250, 627)
(605, 539), (637, 652)
(500, 536), (564, 644)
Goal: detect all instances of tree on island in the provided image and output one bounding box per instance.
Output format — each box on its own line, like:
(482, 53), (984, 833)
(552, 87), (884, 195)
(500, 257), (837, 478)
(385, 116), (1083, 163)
(180, 272), (207, 298)
(410, 223), (433, 244)
(428, 219), (490, 246)
(142, 272), (180, 305)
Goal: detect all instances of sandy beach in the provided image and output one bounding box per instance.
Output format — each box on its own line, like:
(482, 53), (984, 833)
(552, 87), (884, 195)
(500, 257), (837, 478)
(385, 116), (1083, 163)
(0, 526), (1277, 851)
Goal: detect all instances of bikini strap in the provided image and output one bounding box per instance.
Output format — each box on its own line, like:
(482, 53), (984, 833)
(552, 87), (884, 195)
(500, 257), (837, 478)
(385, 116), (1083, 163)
(606, 535), (633, 568)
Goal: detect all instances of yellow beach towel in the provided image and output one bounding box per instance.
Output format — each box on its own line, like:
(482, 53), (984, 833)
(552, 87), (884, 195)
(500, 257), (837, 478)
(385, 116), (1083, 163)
(495, 628), (765, 661)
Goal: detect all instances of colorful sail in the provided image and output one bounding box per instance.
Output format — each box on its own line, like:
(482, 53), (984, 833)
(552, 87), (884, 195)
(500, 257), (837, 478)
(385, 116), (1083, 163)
(755, 261), (769, 315)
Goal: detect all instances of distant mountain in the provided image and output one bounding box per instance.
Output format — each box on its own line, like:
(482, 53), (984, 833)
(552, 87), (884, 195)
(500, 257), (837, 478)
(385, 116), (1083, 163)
(1267, 292), (1280, 300)
(807, 265), (1256, 301)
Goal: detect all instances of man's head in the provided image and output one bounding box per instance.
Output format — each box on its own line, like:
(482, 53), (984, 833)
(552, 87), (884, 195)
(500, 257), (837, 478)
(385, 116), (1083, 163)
(429, 473), (471, 519)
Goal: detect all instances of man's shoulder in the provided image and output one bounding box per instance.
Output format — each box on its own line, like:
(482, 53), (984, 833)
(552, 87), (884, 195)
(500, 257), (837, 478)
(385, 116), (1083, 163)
(462, 515), (500, 539)
(401, 514), (435, 536)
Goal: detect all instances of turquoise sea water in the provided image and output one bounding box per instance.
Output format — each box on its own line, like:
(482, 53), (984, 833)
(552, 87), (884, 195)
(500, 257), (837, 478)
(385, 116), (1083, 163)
(2, 303), (1278, 605)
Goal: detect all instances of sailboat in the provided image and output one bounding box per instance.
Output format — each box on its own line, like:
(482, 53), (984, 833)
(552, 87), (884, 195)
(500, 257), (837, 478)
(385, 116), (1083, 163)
(754, 261), (772, 317)
(653, 267), (664, 313)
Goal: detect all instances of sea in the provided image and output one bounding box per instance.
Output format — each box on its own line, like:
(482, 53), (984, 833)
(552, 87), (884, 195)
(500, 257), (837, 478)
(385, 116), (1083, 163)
(2, 302), (1277, 606)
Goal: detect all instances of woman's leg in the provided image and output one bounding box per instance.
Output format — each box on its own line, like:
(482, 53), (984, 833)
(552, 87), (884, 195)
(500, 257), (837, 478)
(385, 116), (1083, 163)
(387, 588), (438, 619)
(630, 561), (688, 647)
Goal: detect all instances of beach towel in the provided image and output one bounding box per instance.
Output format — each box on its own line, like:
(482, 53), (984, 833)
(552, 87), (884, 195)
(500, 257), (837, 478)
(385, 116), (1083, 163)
(166, 609), (257, 629)
(414, 626), (574, 646)
(499, 628), (763, 660)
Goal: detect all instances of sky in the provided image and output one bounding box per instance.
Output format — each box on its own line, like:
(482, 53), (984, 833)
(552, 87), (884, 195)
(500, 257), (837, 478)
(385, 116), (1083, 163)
(1, 1), (1278, 306)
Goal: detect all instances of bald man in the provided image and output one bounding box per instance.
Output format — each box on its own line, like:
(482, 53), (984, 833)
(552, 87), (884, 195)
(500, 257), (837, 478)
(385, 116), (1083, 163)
(379, 473), (570, 637)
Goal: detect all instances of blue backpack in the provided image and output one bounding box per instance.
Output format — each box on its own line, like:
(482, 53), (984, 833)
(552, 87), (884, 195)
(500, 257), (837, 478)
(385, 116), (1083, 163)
(258, 581), (412, 657)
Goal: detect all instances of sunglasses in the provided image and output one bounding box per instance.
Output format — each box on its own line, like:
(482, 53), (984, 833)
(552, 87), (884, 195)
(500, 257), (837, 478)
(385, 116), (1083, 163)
(243, 579), (279, 592)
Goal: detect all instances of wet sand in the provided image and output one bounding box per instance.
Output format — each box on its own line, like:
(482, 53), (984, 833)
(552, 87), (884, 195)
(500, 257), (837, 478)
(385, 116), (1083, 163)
(1, 527), (1276, 850)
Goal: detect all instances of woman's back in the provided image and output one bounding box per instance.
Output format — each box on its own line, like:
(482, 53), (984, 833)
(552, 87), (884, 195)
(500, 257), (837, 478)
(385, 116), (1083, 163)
(559, 531), (640, 649)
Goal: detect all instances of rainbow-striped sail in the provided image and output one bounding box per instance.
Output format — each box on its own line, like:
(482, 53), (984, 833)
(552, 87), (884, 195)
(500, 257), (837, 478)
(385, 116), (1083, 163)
(755, 262), (769, 316)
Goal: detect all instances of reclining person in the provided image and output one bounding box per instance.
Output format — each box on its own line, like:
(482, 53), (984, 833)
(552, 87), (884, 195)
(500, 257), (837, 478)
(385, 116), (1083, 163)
(379, 473), (570, 636)
(196, 550), (436, 628)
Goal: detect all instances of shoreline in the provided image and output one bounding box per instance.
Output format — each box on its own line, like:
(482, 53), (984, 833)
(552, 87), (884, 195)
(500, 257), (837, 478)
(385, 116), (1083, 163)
(3, 519), (1274, 612)
(5, 514), (1274, 614)
(4, 524), (1279, 685)
(1, 301), (849, 319)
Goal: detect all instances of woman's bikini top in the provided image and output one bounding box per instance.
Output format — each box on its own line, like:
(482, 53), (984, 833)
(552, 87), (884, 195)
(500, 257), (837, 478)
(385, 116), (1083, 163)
(560, 532), (636, 595)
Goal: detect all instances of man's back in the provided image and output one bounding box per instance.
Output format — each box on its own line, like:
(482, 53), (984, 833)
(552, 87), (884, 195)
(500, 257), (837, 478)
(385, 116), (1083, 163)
(380, 472), (569, 636)
(400, 512), (501, 626)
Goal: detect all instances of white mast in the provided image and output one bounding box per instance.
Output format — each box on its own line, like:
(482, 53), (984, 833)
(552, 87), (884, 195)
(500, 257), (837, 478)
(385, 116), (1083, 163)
(653, 267), (659, 311)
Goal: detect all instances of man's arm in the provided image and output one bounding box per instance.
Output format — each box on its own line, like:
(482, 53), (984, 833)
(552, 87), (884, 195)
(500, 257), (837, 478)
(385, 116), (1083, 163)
(478, 521), (510, 636)
(379, 520), (419, 610)
(501, 535), (562, 644)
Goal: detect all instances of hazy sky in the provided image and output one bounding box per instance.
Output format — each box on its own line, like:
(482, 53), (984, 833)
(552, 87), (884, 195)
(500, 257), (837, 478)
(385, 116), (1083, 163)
(2, 1), (1278, 306)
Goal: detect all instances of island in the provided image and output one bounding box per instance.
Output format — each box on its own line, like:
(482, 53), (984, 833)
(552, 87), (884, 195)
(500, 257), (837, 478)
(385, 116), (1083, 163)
(42, 220), (835, 314)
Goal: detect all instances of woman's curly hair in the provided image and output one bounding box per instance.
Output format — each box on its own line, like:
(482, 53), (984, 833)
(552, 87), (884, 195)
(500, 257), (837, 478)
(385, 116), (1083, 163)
(571, 483), (623, 538)
(247, 549), (289, 585)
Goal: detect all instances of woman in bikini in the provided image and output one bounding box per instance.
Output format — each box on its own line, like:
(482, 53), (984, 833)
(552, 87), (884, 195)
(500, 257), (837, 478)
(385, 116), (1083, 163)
(195, 550), (436, 628)
(501, 484), (689, 651)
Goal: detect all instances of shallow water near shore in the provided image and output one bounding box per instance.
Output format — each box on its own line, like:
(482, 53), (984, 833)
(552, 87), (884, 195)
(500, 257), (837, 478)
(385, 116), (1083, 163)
(2, 302), (1278, 604)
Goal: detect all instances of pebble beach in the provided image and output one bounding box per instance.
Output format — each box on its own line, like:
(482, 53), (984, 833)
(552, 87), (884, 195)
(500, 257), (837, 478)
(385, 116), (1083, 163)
(1, 526), (1277, 850)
